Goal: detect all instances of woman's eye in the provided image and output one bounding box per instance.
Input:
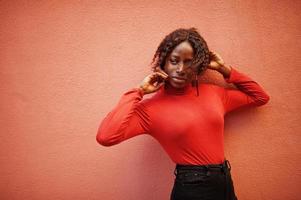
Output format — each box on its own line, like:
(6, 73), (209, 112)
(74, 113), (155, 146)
(170, 60), (178, 64)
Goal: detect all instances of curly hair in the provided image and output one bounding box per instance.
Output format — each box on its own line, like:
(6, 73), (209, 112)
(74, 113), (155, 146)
(151, 27), (210, 75)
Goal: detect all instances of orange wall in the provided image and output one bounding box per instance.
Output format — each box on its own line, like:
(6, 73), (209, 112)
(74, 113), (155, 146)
(1, 1), (300, 199)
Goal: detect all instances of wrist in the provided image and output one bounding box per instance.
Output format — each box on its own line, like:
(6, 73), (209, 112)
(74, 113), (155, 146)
(137, 86), (146, 96)
(217, 64), (231, 78)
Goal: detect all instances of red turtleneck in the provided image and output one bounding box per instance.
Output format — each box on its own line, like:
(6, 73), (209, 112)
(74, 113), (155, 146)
(96, 66), (270, 165)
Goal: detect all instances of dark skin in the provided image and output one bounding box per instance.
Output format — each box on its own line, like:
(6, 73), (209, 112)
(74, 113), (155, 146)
(139, 41), (231, 94)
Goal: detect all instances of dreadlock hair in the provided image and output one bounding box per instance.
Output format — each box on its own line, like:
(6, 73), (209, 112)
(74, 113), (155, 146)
(151, 27), (210, 76)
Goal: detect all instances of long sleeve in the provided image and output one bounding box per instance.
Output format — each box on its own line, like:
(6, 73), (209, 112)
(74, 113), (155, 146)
(222, 66), (270, 114)
(96, 88), (151, 146)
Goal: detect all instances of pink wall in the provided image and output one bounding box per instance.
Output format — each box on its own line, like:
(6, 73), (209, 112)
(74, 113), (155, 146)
(1, 0), (300, 199)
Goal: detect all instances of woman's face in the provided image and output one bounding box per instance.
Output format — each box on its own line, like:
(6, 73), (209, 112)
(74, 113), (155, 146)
(163, 41), (196, 89)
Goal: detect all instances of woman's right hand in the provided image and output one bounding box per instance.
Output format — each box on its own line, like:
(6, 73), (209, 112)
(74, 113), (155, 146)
(139, 69), (169, 95)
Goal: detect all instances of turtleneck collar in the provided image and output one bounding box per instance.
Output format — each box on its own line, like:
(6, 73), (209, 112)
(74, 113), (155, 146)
(161, 82), (196, 96)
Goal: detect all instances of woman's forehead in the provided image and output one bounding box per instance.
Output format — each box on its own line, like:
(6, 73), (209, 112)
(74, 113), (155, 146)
(170, 49), (194, 59)
(171, 42), (193, 55)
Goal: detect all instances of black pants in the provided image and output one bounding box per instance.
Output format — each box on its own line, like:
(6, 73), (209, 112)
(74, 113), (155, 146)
(170, 160), (238, 200)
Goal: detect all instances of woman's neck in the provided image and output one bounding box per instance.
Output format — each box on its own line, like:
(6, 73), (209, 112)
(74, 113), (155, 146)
(163, 82), (194, 95)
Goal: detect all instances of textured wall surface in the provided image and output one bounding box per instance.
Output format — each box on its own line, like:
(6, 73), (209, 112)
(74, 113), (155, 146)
(1, 0), (300, 199)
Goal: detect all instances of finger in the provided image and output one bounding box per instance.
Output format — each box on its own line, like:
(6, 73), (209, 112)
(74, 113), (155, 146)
(210, 51), (218, 55)
(154, 67), (169, 77)
(156, 70), (168, 77)
(145, 73), (156, 85)
(209, 51), (216, 57)
(210, 51), (220, 59)
(209, 52), (216, 60)
(148, 74), (158, 84)
(210, 54), (219, 62)
(157, 72), (169, 79)
(154, 74), (166, 85)
(154, 71), (168, 79)
(148, 73), (164, 84)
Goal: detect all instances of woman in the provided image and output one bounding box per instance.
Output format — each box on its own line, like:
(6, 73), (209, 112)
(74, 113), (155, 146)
(96, 27), (270, 200)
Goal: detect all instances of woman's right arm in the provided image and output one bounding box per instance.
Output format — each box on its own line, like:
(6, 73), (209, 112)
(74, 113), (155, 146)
(96, 68), (168, 146)
(96, 87), (150, 146)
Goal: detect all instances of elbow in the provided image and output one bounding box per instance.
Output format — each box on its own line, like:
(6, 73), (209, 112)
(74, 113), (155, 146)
(255, 94), (270, 106)
(96, 133), (112, 146)
(261, 93), (270, 105)
(96, 133), (117, 147)
(96, 130), (121, 147)
(96, 119), (116, 146)
(95, 126), (113, 146)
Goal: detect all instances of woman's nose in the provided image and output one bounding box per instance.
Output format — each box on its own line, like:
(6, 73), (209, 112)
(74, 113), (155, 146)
(176, 62), (186, 74)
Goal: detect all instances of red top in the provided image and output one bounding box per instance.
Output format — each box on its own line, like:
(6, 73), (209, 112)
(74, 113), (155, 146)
(96, 66), (270, 165)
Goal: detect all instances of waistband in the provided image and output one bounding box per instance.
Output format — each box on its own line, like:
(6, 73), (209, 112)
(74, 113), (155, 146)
(173, 159), (233, 200)
(174, 159), (231, 176)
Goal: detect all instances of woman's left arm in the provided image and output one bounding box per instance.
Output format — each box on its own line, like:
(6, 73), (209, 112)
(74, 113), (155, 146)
(217, 65), (270, 113)
(208, 51), (270, 114)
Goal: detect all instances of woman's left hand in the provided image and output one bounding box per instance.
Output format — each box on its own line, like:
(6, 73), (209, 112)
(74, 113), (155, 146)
(207, 51), (225, 70)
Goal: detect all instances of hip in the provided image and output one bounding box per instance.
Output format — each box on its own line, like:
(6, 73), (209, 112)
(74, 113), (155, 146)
(170, 159), (238, 200)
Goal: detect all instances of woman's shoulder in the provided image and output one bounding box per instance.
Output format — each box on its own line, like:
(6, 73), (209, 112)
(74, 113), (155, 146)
(199, 82), (228, 100)
(200, 82), (225, 90)
(140, 91), (162, 105)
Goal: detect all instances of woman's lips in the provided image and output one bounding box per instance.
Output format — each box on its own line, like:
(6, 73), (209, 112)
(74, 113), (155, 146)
(172, 76), (186, 83)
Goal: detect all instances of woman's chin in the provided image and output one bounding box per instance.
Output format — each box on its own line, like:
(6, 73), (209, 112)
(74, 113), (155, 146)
(169, 81), (187, 89)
